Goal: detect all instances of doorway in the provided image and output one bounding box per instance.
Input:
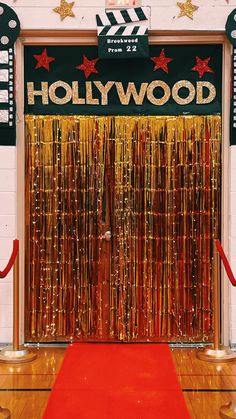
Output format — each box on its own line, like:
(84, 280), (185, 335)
(25, 114), (221, 342)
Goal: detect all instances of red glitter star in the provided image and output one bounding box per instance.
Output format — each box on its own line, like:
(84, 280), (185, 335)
(192, 56), (214, 79)
(33, 48), (55, 71)
(151, 49), (173, 74)
(76, 55), (99, 79)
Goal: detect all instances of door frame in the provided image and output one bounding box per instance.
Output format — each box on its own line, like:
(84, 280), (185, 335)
(16, 30), (231, 345)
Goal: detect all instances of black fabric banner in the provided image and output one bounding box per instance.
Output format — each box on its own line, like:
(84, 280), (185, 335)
(0, 2), (21, 146)
(0, 45), (16, 146)
(24, 44), (222, 116)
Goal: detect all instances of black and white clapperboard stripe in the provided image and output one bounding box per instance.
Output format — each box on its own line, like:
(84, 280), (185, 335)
(96, 7), (149, 28)
(98, 25), (148, 37)
(96, 7), (149, 59)
(0, 2), (20, 145)
(226, 9), (236, 144)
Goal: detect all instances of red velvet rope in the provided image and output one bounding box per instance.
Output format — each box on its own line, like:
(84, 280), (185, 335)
(215, 239), (236, 287)
(0, 239), (19, 279)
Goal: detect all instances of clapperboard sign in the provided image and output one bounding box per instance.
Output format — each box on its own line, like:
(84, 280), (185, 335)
(226, 9), (236, 145)
(96, 7), (149, 59)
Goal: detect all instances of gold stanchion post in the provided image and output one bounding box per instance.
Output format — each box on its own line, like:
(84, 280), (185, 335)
(197, 242), (236, 362)
(0, 407), (11, 419)
(220, 399), (236, 419)
(0, 243), (37, 363)
(13, 250), (19, 352)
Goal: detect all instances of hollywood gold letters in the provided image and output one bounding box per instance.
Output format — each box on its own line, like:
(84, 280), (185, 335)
(27, 79), (217, 107)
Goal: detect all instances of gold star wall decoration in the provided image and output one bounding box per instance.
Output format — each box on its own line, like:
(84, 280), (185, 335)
(53, 0), (75, 21)
(177, 0), (199, 20)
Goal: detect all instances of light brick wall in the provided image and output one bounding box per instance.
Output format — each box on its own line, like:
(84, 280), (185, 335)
(0, 147), (16, 343)
(2, 0), (236, 31)
(230, 148), (236, 345)
(0, 0), (236, 343)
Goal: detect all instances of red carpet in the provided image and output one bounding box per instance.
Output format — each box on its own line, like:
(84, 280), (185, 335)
(43, 344), (190, 419)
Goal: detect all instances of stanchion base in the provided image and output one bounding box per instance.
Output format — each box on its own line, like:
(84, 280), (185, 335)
(220, 401), (236, 419)
(0, 407), (11, 419)
(197, 346), (236, 363)
(0, 346), (37, 363)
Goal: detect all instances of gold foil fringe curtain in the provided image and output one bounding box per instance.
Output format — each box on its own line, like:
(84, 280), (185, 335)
(25, 115), (221, 342)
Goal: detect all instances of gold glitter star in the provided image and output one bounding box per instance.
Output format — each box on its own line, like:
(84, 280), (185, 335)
(53, 0), (75, 21)
(177, 0), (199, 19)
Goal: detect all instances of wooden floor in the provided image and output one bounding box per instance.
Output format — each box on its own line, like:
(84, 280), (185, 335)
(0, 346), (235, 418)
